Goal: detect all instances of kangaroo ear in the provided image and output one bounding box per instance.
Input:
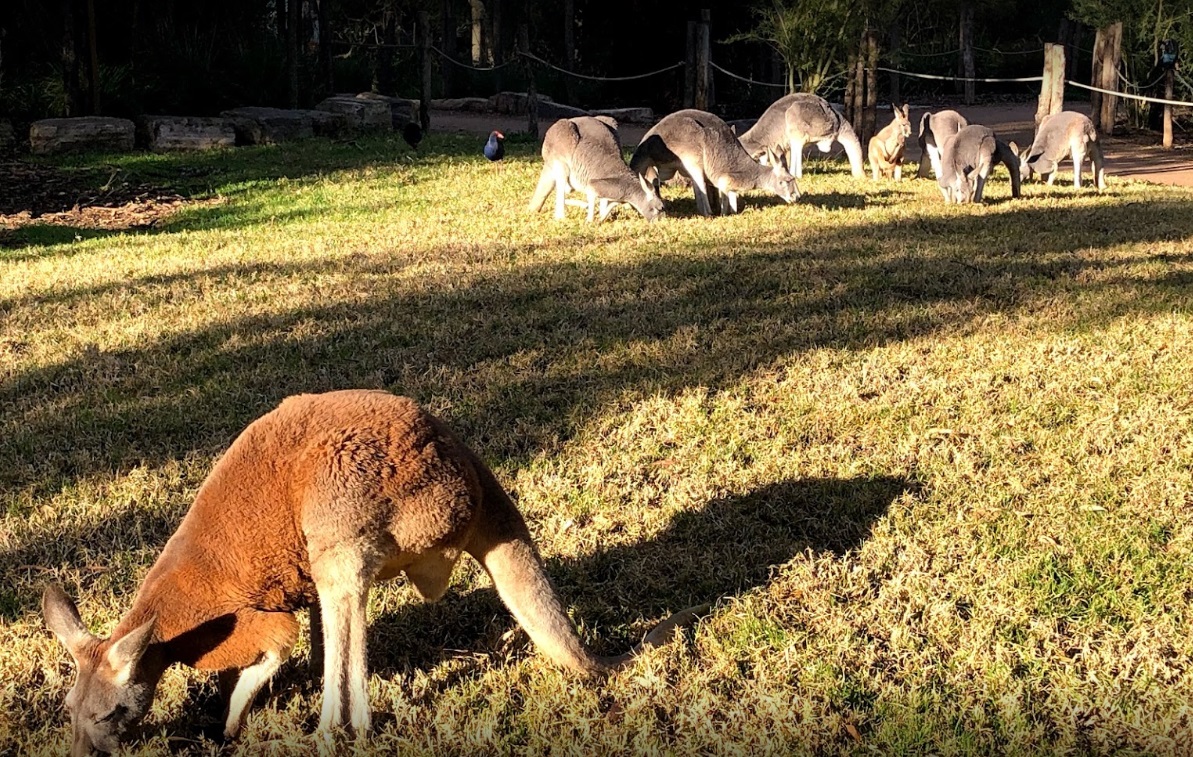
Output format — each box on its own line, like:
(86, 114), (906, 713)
(43, 584), (95, 661)
(106, 616), (156, 685)
(901, 104), (910, 119)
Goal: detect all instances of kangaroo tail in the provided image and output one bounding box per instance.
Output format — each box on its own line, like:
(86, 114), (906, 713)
(528, 167), (555, 213)
(467, 458), (704, 675)
(836, 120), (865, 178)
(995, 140), (1022, 198)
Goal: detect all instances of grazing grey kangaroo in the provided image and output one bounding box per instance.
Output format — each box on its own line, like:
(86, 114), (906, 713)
(43, 390), (704, 756)
(868, 103), (912, 181)
(528, 116), (664, 222)
(738, 94), (865, 178)
(630, 108), (799, 217)
(916, 109), (968, 180)
(1009, 110), (1106, 190)
(936, 124), (1022, 204)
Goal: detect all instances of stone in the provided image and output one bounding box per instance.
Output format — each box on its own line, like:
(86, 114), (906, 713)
(29, 117), (135, 156)
(354, 92), (416, 128)
(591, 107), (655, 125)
(430, 97), (492, 112)
(315, 96), (391, 132)
(310, 110), (356, 139)
(489, 91), (555, 115)
(537, 100), (589, 120)
(0, 119), (16, 155)
(139, 115), (236, 151)
(220, 107), (316, 145)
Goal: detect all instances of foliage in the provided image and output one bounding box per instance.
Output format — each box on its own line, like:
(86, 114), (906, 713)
(727, 0), (860, 93)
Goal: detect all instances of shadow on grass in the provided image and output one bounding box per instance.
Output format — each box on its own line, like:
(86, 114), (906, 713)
(367, 474), (910, 677)
(2, 196), (1192, 501)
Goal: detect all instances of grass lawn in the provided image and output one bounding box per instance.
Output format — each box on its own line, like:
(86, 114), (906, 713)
(3, 131), (1193, 755)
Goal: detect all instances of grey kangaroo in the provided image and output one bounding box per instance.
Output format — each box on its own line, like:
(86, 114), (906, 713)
(529, 116), (664, 222)
(630, 108), (799, 217)
(917, 109), (968, 180)
(937, 124), (1022, 204)
(43, 390), (705, 755)
(738, 94), (864, 178)
(1009, 111), (1107, 190)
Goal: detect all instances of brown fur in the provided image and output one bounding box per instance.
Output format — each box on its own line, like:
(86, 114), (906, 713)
(868, 104), (911, 181)
(44, 390), (705, 754)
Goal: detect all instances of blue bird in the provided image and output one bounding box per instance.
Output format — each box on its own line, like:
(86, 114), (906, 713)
(483, 130), (505, 162)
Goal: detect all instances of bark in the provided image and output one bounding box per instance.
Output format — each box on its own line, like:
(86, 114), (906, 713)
(959, 2), (975, 105)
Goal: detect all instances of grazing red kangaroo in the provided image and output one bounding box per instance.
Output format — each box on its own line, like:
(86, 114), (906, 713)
(43, 390), (703, 755)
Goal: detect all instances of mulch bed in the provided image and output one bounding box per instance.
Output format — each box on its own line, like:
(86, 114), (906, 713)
(0, 161), (199, 237)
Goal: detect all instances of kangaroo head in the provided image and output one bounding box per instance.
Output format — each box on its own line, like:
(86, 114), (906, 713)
(43, 585), (159, 756)
(637, 174), (666, 221)
(769, 163), (800, 203)
(893, 104), (912, 139)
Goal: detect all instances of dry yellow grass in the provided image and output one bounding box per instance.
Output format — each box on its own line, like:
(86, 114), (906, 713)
(3, 133), (1193, 754)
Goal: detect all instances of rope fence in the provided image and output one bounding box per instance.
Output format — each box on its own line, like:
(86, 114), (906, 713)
(419, 38), (1193, 118)
(429, 45), (518, 72)
(710, 61), (787, 88)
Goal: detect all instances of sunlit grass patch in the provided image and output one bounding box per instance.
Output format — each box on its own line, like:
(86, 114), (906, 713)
(3, 132), (1193, 754)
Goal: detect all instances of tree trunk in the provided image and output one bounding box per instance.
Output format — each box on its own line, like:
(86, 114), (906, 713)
(563, 0), (576, 102)
(959, 2), (975, 105)
(1036, 43), (1065, 125)
(695, 9), (710, 109)
(441, 0), (457, 97)
(470, 0), (485, 66)
(317, 0), (334, 97)
(61, 0), (84, 116)
(85, 0), (100, 114)
(286, 0), (301, 107)
(1092, 22), (1122, 134)
(862, 30), (878, 148)
(375, 4), (397, 95)
(1163, 67), (1174, 148)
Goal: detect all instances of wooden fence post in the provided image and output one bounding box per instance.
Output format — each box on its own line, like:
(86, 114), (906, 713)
(1163, 66), (1174, 148)
(695, 9), (711, 110)
(418, 11), (431, 132)
(1036, 43), (1065, 125)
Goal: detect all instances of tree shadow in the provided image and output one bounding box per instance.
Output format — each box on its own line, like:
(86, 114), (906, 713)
(3, 197), (1193, 508)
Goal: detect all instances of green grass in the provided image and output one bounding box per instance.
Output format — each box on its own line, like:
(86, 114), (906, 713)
(4, 131), (1193, 754)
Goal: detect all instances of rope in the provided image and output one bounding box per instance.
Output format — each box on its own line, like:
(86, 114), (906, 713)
(709, 61), (788, 88)
(1119, 67), (1169, 91)
(875, 66), (1043, 83)
(429, 45), (517, 71)
(516, 51), (684, 81)
(1065, 78), (1193, 107)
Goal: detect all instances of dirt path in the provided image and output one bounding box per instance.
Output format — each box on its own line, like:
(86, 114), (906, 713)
(431, 102), (1193, 188)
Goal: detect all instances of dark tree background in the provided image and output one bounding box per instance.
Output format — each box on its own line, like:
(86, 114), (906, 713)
(0, 0), (1173, 125)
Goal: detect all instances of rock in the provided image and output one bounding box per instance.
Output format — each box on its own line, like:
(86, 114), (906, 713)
(139, 115), (236, 151)
(591, 107), (654, 125)
(310, 110), (356, 139)
(315, 96), (391, 132)
(354, 92), (416, 128)
(537, 100), (589, 120)
(0, 119), (16, 155)
(220, 107), (320, 145)
(29, 117), (135, 156)
(489, 91), (555, 115)
(430, 97), (491, 112)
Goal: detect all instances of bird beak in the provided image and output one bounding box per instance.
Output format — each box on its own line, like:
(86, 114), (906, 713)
(495, 131), (504, 139)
